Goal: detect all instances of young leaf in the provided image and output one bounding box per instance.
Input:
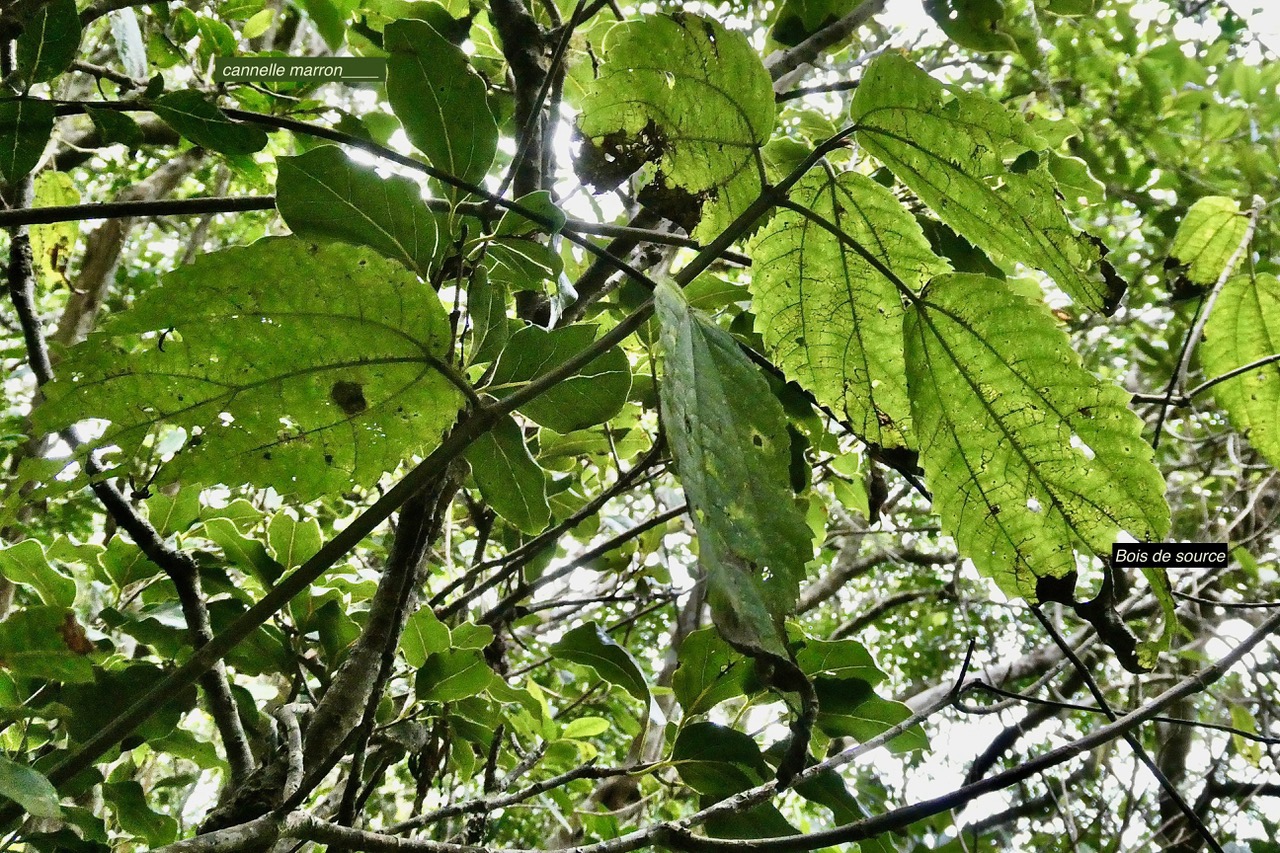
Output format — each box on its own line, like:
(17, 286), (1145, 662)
(0, 755), (61, 819)
(384, 18), (497, 187)
(16, 0), (81, 84)
(656, 281), (813, 657)
(0, 99), (55, 185)
(465, 414), (551, 534)
(750, 170), (948, 448)
(1201, 272), (1280, 469)
(36, 238), (464, 500)
(904, 274), (1169, 599)
(551, 622), (650, 703)
(852, 53), (1120, 314)
(277, 145), (445, 277)
(576, 14), (775, 239)
(151, 91), (268, 155)
(1169, 196), (1250, 286)
(488, 325), (631, 433)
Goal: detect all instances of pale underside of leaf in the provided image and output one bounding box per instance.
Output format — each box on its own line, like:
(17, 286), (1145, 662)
(904, 274), (1169, 599)
(37, 238), (463, 499)
(750, 170), (948, 448)
(1202, 272), (1280, 469)
(577, 13), (775, 239)
(852, 53), (1115, 315)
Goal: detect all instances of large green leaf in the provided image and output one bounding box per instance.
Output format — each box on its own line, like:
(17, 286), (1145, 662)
(851, 53), (1119, 314)
(551, 622), (650, 703)
(904, 274), (1169, 598)
(672, 722), (798, 838)
(488, 325), (631, 433)
(465, 414), (551, 534)
(37, 238), (464, 499)
(0, 99), (54, 186)
(103, 782), (177, 846)
(0, 756), (60, 819)
(277, 145), (445, 277)
(385, 18), (497, 186)
(1169, 196), (1250, 286)
(576, 14), (776, 239)
(0, 540), (76, 608)
(0, 607), (94, 683)
(813, 678), (928, 753)
(1202, 273), (1280, 469)
(671, 627), (747, 715)
(151, 91), (268, 155)
(656, 281), (813, 657)
(16, 0), (81, 84)
(750, 170), (948, 448)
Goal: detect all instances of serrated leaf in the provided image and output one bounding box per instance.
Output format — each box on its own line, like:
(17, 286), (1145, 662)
(277, 145), (445, 277)
(656, 281), (812, 657)
(385, 18), (497, 186)
(1202, 273), (1280, 469)
(0, 540), (77, 608)
(751, 170), (948, 448)
(151, 91), (268, 155)
(0, 99), (54, 186)
(577, 14), (775, 239)
(0, 755), (60, 819)
(1170, 197), (1250, 286)
(904, 274), (1169, 599)
(489, 325), (631, 433)
(465, 414), (550, 534)
(852, 53), (1119, 314)
(16, 0), (81, 84)
(36, 238), (464, 500)
(672, 626), (746, 715)
(551, 622), (649, 703)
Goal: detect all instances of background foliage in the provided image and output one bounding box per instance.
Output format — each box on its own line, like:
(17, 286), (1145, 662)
(0, 0), (1278, 851)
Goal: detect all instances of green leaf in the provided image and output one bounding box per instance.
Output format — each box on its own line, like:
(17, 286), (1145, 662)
(86, 106), (143, 147)
(770, 0), (860, 47)
(489, 325), (632, 433)
(0, 755), (60, 818)
(466, 269), (509, 366)
(0, 540), (77, 608)
(266, 512), (322, 569)
(550, 622), (650, 703)
(37, 238), (464, 500)
(576, 14), (776, 239)
(656, 281), (812, 657)
(416, 648), (495, 703)
(904, 274), (1169, 599)
(465, 415), (550, 534)
(16, 0), (81, 83)
(924, 0), (1018, 52)
(483, 192), (565, 292)
(29, 171), (80, 288)
(103, 781), (177, 846)
(561, 716), (610, 739)
(750, 170), (948, 448)
(399, 606), (451, 668)
(1202, 272), (1280, 469)
(1169, 196), (1250, 286)
(793, 635), (886, 685)
(277, 145), (445, 277)
(814, 678), (928, 753)
(200, 518), (279, 584)
(385, 18), (497, 186)
(852, 53), (1120, 314)
(0, 99), (55, 186)
(0, 607), (94, 683)
(151, 91), (268, 155)
(671, 626), (746, 715)
(672, 722), (798, 838)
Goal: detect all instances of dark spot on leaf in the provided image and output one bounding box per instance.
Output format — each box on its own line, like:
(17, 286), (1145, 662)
(324, 453), (334, 465)
(752, 434), (763, 447)
(59, 613), (95, 655)
(331, 380), (368, 415)
(1008, 150), (1040, 174)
